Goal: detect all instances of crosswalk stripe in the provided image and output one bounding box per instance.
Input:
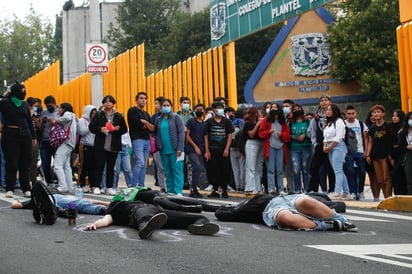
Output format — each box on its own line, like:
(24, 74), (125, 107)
(346, 209), (412, 221)
(306, 244), (412, 269)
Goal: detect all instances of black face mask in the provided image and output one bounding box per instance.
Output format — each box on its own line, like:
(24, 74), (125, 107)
(15, 92), (26, 100)
(47, 106), (55, 113)
(269, 109), (277, 117)
(293, 110), (304, 118)
(195, 110), (203, 118)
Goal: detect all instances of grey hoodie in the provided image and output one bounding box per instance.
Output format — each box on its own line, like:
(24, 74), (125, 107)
(78, 105), (96, 146)
(55, 111), (78, 149)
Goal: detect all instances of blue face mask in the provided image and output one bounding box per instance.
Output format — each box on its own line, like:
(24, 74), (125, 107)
(33, 106), (38, 113)
(216, 109), (225, 117)
(408, 120), (412, 127)
(282, 107), (290, 115)
(162, 106), (171, 114)
(182, 103), (190, 111)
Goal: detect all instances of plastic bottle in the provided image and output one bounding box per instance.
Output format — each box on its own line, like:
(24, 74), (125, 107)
(75, 184), (83, 198)
(67, 202), (77, 226)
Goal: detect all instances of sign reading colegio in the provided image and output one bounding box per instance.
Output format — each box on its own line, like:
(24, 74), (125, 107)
(210, 0), (334, 47)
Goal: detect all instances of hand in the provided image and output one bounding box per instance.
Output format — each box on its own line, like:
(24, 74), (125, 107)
(296, 134), (305, 142)
(223, 149), (229, 158)
(194, 146), (201, 156)
(32, 139), (37, 146)
(323, 145), (330, 154)
(366, 156), (372, 164)
(101, 127), (109, 135)
(84, 223), (97, 231)
(204, 151), (210, 161)
(177, 150), (182, 157)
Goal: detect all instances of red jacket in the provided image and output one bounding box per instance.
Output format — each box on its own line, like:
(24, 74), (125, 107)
(258, 117), (290, 163)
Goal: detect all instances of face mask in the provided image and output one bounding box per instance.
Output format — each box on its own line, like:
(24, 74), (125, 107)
(408, 120), (412, 127)
(269, 109), (277, 117)
(195, 110), (203, 117)
(216, 109), (225, 117)
(266, 108), (270, 114)
(283, 107), (290, 115)
(293, 110), (304, 118)
(47, 106), (55, 113)
(33, 106), (38, 113)
(162, 106), (171, 114)
(182, 103), (190, 111)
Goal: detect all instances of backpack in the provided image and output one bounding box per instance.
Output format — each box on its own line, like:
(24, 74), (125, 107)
(31, 182), (59, 225)
(344, 122), (358, 154)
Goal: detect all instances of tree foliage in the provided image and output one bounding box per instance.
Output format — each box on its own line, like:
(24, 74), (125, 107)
(328, 0), (400, 103)
(105, 0), (181, 71)
(0, 7), (58, 87)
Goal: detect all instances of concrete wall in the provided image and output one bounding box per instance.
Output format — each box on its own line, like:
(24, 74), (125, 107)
(62, 1), (211, 83)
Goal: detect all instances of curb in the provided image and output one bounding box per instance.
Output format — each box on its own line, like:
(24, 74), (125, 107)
(377, 195), (412, 212)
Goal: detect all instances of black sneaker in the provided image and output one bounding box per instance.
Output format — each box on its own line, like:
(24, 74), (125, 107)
(324, 220), (342, 231)
(138, 213), (168, 239)
(343, 222), (358, 232)
(189, 190), (203, 198)
(208, 191), (220, 198)
(187, 223), (220, 235)
(221, 191), (228, 198)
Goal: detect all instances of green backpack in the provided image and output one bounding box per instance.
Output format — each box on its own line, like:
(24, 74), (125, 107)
(112, 187), (148, 202)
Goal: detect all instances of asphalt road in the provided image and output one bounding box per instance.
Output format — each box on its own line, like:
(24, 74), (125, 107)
(0, 191), (411, 274)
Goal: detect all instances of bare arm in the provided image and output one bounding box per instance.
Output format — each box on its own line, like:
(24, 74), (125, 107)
(84, 214), (113, 231)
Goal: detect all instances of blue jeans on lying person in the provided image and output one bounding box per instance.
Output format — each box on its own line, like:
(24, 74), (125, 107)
(54, 194), (104, 215)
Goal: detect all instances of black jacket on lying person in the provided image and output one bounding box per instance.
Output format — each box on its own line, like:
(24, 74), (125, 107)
(215, 192), (346, 224)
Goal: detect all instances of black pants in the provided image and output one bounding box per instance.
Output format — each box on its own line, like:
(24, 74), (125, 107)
(129, 203), (209, 230)
(136, 190), (220, 212)
(308, 145), (335, 192)
(1, 128), (32, 192)
(79, 145), (96, 187)
(206, 151), (231, 192)
(94, 150), (118, 189)
(215, 194), (272, 224)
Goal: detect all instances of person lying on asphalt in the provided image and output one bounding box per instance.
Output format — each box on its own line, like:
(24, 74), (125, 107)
(84, 200), (220, 239)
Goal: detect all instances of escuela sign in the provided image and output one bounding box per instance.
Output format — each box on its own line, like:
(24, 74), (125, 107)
(210, 0), (334, 47)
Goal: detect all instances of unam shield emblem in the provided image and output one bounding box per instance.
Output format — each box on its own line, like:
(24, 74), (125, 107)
(210, 3), (226, 41)
(291, 33), (331, 76)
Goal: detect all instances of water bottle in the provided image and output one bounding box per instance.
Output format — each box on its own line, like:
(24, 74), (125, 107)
(75, 184), (83, 198)
(67, 202), (77, 226)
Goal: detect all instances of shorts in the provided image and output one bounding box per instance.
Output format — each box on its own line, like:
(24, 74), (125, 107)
(262, 194), (306, 228)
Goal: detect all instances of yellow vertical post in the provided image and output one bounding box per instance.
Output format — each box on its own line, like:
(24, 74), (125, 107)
(182, 61), (188, 102)
(218, 46), (225, 100)
(147, 74), (154, 114)
(138, 43), (146, 92)
(173, 65), (179, 108)
(187, 58), (193, 104)
(212, 48), (220, 101)
(130, 46), (138, 103)
(164, 68), (170, 102)
(196, 54), (203, 107)
(207, 49), (213, 102)
(202, 53), (210, 106)
(225, 42), (238, 108)
(177, 62), (183, 99)
(192, 57), (198, 106)
(397, 25), (409, 111)
(404, 23), (412, 111)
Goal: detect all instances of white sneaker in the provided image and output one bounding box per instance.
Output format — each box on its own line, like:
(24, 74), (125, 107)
(5, 191), (13, 198)
(358, 192), (365, 200)
(106, 188), (116, 195)
(93, 187), (101, 195)
(81, 185), (90, 193)
(24, 191), (31, 197)
(227, 185), (235, 192)
(57, 187), (68, 193)
(205, 184), (213, 191)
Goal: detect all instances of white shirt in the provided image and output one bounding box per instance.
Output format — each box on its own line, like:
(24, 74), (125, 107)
(323, 118), (345, 144)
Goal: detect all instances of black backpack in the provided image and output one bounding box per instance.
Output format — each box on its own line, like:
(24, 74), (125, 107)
(344, 124), (358, 154)
(31, 182), (59, 225)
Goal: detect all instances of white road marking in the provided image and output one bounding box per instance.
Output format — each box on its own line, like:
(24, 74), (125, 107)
(343, 215), (393, 222)
(306, 244), (412, 269)
(346, 209), (412, 221)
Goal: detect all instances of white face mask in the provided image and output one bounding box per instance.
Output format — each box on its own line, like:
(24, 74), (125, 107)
(266, 107), (270, 114)
(283, 107), (290, 115)
(182, 103), (190, 111)
(216, 109), (225, 117)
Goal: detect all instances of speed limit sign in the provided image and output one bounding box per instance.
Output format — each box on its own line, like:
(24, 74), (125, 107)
(86, 43), (109, 73)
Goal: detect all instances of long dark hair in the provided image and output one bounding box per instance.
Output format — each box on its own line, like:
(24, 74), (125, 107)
(400, 111), (412, 134)
(326, 103), (342, 126)
(244, 107), (259, 123)
(267, 103), (286, 124)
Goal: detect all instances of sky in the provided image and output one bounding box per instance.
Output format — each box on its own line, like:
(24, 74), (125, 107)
(0, 0), (121, 23)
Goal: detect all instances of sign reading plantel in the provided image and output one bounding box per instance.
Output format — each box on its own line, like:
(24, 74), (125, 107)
(210, 0), (334, 47)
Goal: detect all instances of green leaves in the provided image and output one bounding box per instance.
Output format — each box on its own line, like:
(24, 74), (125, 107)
(328, 0), (400, 103)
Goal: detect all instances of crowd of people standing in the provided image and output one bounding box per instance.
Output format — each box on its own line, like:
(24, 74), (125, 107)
(0, 84), (411, 200)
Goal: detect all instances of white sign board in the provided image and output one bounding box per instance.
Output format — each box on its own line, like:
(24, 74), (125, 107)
(86, 43), (109, 73)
